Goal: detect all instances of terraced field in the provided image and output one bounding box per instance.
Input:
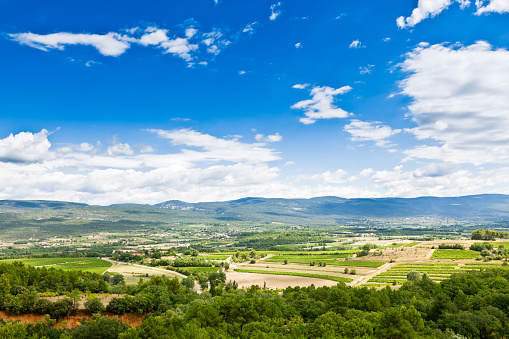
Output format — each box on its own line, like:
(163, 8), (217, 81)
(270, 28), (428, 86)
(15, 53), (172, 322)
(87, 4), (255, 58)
(363, 262), (504, 287)
(430, 249), (479, 259)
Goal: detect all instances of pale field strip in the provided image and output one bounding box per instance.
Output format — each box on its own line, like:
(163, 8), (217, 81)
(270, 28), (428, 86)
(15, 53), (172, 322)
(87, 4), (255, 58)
(243, 262), (375, 277)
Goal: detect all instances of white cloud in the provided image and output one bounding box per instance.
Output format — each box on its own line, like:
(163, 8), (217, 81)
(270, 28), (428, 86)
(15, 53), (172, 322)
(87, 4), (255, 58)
(359, 64), (374, 74)
(107, 142), (134, 156)
(347, 168), (374, 182)
(255, 133), (283, 143)
(138, 29), (168, 46)
(270, 2), (282, 21)
(160, 38), (198, 61)
(344, 120), (401, 147)
(9, 32), (131, 56)
(0, 129), (52, 163)
(139, 145), (154, 154)
(383, 37), (391, 42)
(292, 83), (309, 89)
(399, 41), (509, 164)
(242, 22), (259, 35)
(291, 85), (353, 124)
(349, 40), (363, 48)
(397, 0), (471, 28)
(369, 164), (488, 197)
(239, 70), (246, 75)
(147, 128), (281, 163)
(295, 42), (302, 49)
(79, 143), (94, 152)
(9, 23), (242, 65)
(476, 0), (509, 13)
(308, 169), (348, 184)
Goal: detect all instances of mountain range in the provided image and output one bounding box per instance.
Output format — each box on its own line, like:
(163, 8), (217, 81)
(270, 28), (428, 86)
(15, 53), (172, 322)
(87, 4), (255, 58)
(2, 194), (509, 223)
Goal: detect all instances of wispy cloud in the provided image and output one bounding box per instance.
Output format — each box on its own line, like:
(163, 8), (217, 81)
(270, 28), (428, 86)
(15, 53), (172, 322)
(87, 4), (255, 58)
(270, 2), (282, 21)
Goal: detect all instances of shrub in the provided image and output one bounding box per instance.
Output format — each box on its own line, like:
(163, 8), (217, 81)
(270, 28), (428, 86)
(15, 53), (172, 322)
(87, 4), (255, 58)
(84, 297), (105, 314)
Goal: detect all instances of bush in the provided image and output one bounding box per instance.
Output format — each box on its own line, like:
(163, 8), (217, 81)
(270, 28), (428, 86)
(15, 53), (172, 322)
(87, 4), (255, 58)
(407, 271), (421, 282)
(344, 268), (349, 274)
(350, 269), (356, 275)
(84, 297), (105, 314)
(72, 315), (130, 339)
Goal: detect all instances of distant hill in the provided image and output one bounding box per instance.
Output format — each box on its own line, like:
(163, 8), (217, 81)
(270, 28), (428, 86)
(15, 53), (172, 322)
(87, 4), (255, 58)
(3, 194), (509, 222)
(0, 200), (88, 211)
(154, 194), (509, 222)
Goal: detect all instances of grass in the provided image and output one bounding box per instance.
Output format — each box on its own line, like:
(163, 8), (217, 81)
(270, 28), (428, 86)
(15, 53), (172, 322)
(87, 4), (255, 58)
(0, 258), (112, 274)
(431, 249), (479, 259)
(50, 259), (112, 274)
(183, 267), (220, 273)
(492, 242), (509, 248)
(199, 255), (230, 260)
(234, 269), (353, 283)
(0, 257), (88, 266)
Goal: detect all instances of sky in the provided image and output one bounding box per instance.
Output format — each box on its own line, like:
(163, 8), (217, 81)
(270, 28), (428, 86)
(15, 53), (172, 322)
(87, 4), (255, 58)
(1, 0), (509, 205)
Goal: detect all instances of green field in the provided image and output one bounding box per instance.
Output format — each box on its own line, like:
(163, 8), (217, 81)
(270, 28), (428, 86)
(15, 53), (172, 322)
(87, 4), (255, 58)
(0, 257), (87, 266)
(263, 257), (384, 268)
(199, 255), (231, 260)
(264, 253), (356, 261)
(366, 262), (492, 285)
(431, 249), (479, 259)
(184, 266), (220, 273)
(0, 258), (111, 274)
(234, 269), (353, 283)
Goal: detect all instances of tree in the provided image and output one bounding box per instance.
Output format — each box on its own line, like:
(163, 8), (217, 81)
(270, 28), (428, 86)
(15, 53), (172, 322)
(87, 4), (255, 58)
(72, 315), (130, 339)
(84, 297), (105, 314)
(407, 271), (421, 282)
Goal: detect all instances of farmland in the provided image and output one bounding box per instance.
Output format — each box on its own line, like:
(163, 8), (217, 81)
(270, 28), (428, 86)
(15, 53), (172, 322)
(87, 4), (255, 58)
(0, 257), (112, 274)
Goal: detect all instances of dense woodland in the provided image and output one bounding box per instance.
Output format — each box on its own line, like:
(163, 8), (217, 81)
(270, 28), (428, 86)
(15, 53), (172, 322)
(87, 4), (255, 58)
(2, 260), (509, 338)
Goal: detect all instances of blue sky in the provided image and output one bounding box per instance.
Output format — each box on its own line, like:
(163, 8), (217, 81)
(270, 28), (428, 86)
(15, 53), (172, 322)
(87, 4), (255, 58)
(1, 0), (509, 204)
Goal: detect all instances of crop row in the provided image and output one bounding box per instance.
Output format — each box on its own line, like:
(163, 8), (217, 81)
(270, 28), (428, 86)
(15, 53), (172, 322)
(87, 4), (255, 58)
(234, 269), (353, 283)
(430, 249), (479, 259)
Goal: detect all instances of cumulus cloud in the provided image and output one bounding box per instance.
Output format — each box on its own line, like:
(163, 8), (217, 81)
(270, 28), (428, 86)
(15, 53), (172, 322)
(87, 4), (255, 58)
(270, 2), (282, 21)
(399, 41), (509, 164)
(344, 120), (401, 147)
(397, 0), (508, 27)
(476, 0), (509, 13)
(308, 169), (348, 184)
(0, 129), (52, 163)
(79, 143), (94, 152)
(368, 164), (490, 197)
(107, 141), (134, 156)
(347, 168), (374, 182)
(396, 0), (471, 28)
(291, 85), (352, 124)
(349, 40), (363, 48)
(255, 133), (283, 143)
(295, 42), (302, 49)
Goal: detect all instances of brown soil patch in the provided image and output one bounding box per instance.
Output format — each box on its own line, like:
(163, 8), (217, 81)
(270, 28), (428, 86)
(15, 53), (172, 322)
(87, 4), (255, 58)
(0, 311), (144, 329)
